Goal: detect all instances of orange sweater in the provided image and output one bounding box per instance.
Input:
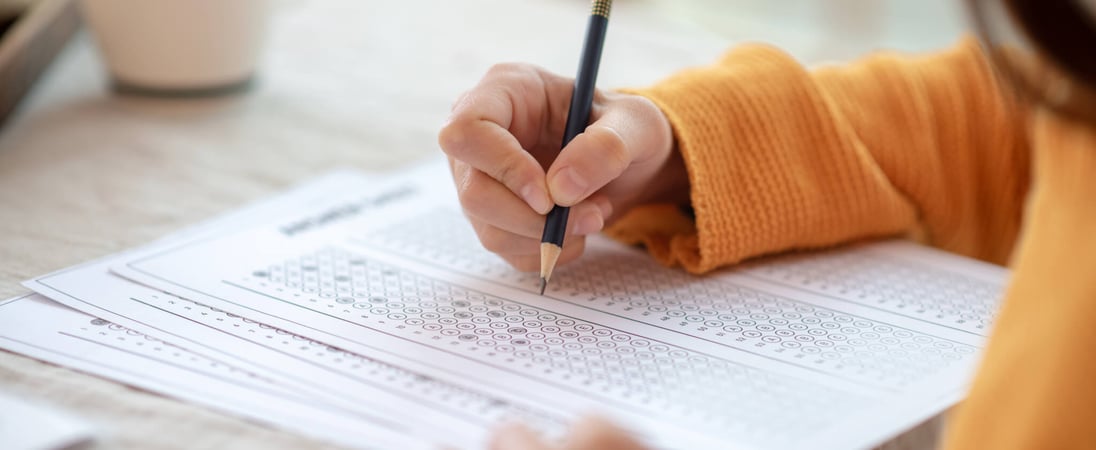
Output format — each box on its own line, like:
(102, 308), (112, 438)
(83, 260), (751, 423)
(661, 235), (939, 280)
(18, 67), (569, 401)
(611, 38), (1096, 448)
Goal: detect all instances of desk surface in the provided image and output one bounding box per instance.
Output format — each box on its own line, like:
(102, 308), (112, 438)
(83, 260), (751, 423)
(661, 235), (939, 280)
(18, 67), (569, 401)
(0, 0), (963, 448)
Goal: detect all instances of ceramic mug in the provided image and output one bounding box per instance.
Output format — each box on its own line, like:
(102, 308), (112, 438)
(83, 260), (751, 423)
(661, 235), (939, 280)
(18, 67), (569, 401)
(80, 0), (272, 96)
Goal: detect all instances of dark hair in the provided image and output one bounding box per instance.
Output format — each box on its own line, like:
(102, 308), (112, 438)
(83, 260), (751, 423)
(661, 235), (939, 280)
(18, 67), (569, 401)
(969, 0), (1096, 121)
(1006, 0), (1096, 87)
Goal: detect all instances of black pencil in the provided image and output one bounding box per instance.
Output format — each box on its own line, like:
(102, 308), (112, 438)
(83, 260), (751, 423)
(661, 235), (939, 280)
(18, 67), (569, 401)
(539, 0), (613, 295)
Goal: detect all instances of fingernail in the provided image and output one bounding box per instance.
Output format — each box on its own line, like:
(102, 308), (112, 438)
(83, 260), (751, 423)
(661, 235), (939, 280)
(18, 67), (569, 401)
(573, 211), (604, 236)
(550, 167), (588, 205)
(520, 184), (552, 214)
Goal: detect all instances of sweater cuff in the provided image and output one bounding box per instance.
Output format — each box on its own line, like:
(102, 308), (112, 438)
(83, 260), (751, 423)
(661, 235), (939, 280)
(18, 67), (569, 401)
(610, 44), (918, 273)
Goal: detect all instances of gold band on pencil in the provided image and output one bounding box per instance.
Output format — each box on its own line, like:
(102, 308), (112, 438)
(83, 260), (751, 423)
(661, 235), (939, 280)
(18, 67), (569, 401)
(591, 0), (612, 18)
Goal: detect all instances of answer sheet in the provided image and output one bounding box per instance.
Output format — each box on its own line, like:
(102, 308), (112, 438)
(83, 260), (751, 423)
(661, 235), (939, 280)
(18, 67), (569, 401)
(0, 383), (94, 450)
(11, 170), (449, 447)
(99, 162), (1008, 449)
(25, 168), (566, 449)
(0, 294), (417, 449)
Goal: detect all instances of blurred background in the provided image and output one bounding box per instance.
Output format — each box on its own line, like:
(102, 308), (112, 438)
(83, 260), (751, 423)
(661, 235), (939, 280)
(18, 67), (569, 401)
(0, 0), (969, 159)
(0, 0), (973, 299)
(0, 0), (974, 291)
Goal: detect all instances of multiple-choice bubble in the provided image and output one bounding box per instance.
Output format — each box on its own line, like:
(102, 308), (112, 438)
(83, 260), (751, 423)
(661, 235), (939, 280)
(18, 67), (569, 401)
(742, 251), (1001, 334)
(554, 254), (978, 387)
(245, 247), (869, 442)
(82, 316), (264, 382)
(363, 210), (984, 387)
(138, 293), (565, 432)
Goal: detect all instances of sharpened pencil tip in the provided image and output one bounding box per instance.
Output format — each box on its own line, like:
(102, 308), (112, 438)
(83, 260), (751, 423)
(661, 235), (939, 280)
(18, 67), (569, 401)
(539, 243), (561, 295)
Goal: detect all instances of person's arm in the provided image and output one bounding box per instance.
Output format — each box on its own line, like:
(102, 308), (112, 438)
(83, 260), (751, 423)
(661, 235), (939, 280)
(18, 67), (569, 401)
(608, 38), (1031, 272)
(942, 111), (1096, 449)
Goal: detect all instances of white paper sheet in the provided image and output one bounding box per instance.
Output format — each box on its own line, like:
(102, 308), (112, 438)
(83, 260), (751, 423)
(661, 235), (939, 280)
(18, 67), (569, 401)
(0, 294), (419, 449)
(0, 385), (94, 450)
(27, 263), (570, 448)
(99, 161), (1009, 450)
(24, 167), (571, 449)
(11, 170), (449, 448)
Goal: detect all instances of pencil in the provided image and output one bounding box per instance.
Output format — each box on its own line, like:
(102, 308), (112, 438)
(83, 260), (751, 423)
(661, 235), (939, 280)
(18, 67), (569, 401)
(539, 0), (612, 295)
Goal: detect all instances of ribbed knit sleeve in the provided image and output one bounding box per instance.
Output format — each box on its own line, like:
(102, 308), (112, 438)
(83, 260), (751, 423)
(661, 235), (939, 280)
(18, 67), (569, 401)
(607, 38), (1030, 272)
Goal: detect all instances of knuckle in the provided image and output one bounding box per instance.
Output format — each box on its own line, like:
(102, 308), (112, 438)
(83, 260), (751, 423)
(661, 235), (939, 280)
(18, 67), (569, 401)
(618, 96), (664, 129)
(592, 87), (613, 104)
(485, 63), (545, 91)
(486, 62), (526, 77)
(447, 89), (473, 115)
(438, 118), (472, 157)
(621, 94), (657, 113)
(589, 126), (630, 171)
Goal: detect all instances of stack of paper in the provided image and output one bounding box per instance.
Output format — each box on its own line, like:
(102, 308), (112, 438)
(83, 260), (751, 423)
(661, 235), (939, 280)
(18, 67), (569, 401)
(0, 390), (95, 450)
(4, 161), (1009, 449)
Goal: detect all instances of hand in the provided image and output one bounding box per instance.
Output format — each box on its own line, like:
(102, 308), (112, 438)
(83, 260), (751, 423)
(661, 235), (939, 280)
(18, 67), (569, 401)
(439, 63), (687, 271)
(489, 417), (649, 450)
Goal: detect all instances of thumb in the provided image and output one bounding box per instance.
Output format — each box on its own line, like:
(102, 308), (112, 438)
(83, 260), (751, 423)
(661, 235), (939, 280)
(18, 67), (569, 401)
(546, 107), (648, 207)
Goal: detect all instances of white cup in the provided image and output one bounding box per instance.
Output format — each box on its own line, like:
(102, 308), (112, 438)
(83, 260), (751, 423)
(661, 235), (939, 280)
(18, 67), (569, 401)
(80, 0), (272, 96)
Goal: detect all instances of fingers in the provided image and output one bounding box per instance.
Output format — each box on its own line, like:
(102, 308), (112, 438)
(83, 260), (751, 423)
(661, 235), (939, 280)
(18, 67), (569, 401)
(442, 63), (672, 272)
(476, 222), (590, 272)
(571, 194), (613, 236)
(472, 222), (540, 256)
(490, 423), (552, 450)
(454, 161), (611, 237)
(441, 119), (552, 214)
(453, 158), (607, 271)
(439, 64), (561, 215)
(564, 416), (647, 450)
(547, 124), (628, 207)
(546, 96), (672, 207)
(499, 237), (586, 273)
(490, 417), (648, 450)
(455, 162), (550, 238)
